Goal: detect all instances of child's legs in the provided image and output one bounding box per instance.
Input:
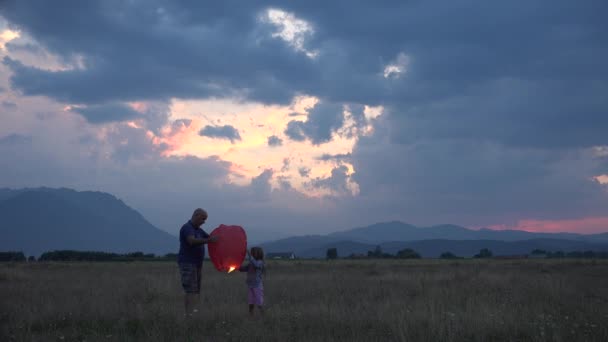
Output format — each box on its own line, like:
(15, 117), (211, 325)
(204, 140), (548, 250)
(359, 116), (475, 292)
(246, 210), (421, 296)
(253, 287), (264, 307)
(248, 288), (255, 314)
(248, 287), (264, 314)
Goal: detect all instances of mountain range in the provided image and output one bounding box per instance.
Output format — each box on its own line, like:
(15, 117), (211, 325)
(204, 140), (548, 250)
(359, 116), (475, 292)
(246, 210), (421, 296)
(1, 188), (607, 258)
(260, 221), (608, 258)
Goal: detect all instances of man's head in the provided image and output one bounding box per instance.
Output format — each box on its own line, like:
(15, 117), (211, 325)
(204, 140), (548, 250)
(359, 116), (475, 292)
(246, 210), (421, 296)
(191, 208), (208, 228)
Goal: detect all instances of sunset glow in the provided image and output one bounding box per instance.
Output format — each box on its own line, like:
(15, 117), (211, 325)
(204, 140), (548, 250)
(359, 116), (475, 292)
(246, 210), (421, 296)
(487, 216), (608, 234)
(0, 29), (19, 50)
(143, 96), (380, 196)
(596, 174), (608, 184)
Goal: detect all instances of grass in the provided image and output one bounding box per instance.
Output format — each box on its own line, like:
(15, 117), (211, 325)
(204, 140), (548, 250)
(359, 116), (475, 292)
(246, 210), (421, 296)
(1, 259), (607, 341)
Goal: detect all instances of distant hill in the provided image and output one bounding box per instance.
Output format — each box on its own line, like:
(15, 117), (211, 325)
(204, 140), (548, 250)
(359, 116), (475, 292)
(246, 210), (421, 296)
(3, 188), (606, 259)
(262, 221), (608, 258)
(325, 221), (606, 244)
(0, 188), (177, 256)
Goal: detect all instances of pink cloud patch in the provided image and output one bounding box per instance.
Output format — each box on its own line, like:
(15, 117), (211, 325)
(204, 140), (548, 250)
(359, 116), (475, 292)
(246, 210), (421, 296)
(149, 119), (200, 156)
(488, 216), (608, 234)
(128, 101), (149, 113)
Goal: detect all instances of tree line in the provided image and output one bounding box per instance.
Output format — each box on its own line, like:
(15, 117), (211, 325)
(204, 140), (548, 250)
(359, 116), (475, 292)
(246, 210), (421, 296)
(325, 246), (608, 260)
(2, 248), (608, 262)
(0, 250), (179, 262)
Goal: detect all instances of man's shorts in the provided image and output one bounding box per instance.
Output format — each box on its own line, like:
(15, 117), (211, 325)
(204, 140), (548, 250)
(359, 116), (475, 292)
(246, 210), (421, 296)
(178, 263), (201, 294)
(248, 287), (264, 306)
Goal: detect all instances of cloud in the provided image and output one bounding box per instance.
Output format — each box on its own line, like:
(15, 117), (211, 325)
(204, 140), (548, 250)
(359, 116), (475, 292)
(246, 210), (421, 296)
(0, 1), (313, 105)
(298, 167), (310, 178)
(386, 78), (608, 149)
(284, 120), (306, 141)
(3, 1), (605, 150)
(267, 135), (283, 146)
(199, 124), (241, 143)
(6, 41), (44, 55)
(70, 103), (141, 124)
(284, 101), (344, 144)
(0, 133), (31, 145)
(261, 8), (317, 58)
(316, 153), (351, 163)
(281, 157), (290, 172)
(250, 169), (273, 201)
(309, 165), (352, 196)
(1, 100), (17, 110)
(350, 128), (608, 226)
(103, 124), (165, 164)
(1, 0), (607, 234)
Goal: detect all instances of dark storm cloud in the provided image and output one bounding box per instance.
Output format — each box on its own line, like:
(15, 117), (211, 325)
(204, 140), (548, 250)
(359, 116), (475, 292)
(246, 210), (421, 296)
(3, 1), (606, 148)
(70, 103), (141, 123)
(199, 124), (241, 143)
(0, 0), (314, 105)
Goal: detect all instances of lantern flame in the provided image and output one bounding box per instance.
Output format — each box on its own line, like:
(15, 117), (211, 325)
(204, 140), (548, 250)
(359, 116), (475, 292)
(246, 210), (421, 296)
(228, 266), (236, 273)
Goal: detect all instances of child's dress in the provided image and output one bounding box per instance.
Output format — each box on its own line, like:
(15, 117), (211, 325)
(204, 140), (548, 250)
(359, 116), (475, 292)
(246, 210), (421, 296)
(240, 255), (264, 306)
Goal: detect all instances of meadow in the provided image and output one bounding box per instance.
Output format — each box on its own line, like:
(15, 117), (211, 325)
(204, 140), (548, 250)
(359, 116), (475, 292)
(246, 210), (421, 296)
(1, 259), (607, 341)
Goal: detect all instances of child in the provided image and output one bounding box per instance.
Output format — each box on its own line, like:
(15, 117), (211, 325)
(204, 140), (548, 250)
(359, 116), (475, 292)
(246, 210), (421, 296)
(239, 246), (265, 315)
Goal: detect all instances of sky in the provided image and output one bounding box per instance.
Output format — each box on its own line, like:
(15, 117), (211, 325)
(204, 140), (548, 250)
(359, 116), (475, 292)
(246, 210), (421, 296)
(0, 0), (607, 240)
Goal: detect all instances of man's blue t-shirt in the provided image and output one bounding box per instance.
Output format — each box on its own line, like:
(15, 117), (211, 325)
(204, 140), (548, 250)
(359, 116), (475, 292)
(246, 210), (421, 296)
(178, 220), (209, 266)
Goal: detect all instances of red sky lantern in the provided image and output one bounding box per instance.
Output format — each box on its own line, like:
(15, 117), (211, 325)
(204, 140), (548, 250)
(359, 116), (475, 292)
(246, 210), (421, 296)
(208, 224), (247, 273)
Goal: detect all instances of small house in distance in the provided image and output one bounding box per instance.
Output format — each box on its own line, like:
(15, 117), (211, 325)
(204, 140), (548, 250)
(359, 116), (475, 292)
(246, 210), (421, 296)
(267, 252), (296, 259)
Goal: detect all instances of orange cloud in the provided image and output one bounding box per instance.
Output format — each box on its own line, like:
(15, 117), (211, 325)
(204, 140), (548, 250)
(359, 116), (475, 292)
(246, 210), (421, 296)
(130, 96), (384, 195)
(148, 119), (201, 157)
(595, 174), (608, 184)
(488, 216), (608, 234)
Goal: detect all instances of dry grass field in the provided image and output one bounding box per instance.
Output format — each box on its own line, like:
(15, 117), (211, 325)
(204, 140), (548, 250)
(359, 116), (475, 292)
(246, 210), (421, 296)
(1, 259), (607, 341)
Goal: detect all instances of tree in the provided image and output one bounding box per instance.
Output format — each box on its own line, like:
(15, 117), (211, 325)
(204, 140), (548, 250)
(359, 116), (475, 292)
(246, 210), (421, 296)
(127, 251), (144, 258)
(474, 248), (493, 258)
(28, 256), (36, 262)
(548, 250), (565, 258)
(0, 251), (26, 262)
(440, 252), (458, 259)
(368, 245), (383, 258)
(583, 250), (596, 258)
(326, 248), (338, 260)
(396, 248), (421, 259)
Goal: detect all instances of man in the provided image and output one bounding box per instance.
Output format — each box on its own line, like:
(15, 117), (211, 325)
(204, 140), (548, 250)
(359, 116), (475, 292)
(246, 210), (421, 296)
(178, 208), (218, 316)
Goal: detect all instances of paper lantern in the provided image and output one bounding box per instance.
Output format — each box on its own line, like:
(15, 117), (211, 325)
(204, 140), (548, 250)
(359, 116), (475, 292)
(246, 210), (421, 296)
(208, 224), (247, 273)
